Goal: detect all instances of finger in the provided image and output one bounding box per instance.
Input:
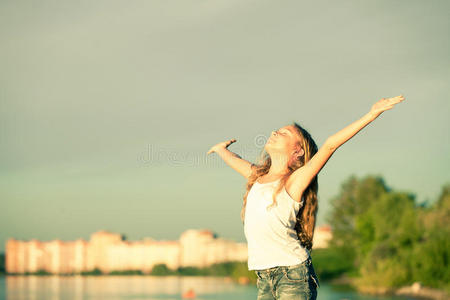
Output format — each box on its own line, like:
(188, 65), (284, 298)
(390, 97), (401, 103)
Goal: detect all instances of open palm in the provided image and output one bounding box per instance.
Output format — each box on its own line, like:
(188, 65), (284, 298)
(207, 139), (237, 155)
(370, 94), (406, 117)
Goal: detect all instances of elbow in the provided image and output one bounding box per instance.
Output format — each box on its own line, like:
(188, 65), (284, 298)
(325, 138), (337, 151)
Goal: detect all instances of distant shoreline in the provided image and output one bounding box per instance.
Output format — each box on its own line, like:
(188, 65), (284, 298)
(329, 274), (449, 300)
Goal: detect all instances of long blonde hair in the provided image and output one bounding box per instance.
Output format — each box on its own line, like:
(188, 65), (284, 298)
(240, 122), (319, 251)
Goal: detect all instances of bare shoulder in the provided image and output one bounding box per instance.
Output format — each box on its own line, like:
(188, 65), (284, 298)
(248, 163), (257, 177)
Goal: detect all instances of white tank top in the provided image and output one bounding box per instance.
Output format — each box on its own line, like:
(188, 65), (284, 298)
(244, 178), (310, 270)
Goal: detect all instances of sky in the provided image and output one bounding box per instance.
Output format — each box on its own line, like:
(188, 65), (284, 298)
(1, 0), (449, 252)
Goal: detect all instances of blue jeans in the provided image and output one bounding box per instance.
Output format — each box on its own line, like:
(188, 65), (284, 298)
(254, 257), (320, 300)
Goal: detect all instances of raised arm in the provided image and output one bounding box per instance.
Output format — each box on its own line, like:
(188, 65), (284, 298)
(288, 95), (406, 197)
(207, 139), (254, 179)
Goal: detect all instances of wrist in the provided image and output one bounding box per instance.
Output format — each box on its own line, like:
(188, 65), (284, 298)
(215, 147), (229, 156)
(367, 111), (379, 121)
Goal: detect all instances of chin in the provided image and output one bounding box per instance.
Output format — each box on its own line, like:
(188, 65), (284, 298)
(264, 142), (275, 150)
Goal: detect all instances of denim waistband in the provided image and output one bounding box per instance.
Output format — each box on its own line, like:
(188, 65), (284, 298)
(255, 257), (311, 276)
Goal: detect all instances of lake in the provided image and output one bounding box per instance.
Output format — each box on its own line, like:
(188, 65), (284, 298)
(0, 276), (418, 300)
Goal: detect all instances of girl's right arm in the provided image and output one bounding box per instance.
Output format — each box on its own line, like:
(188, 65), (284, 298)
(207, 139), (254, 179)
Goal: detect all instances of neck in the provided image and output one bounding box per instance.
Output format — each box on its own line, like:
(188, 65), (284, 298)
(267, 159), (289, 177)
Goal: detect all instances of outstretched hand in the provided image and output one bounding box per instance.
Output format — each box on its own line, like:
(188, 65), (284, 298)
(207, 139), (237, 155)
(370, 94), (406, 118)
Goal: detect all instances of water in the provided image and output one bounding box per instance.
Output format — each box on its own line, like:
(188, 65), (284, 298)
(0, 276), (418, 300)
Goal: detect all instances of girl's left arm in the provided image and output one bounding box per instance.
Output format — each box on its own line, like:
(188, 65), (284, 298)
(327, 94), (405, 150)
(289, 95), (406, 194)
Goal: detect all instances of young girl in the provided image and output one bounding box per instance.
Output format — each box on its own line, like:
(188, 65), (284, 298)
(207, 95), (405, 300)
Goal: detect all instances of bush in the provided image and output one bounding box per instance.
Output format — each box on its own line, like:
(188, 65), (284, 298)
(311, 247), (357, 280)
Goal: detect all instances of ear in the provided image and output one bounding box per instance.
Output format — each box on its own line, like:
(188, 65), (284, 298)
(293, 147), (304, 159)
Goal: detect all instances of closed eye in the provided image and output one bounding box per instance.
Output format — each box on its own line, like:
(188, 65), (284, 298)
(275, 129), (288, 136)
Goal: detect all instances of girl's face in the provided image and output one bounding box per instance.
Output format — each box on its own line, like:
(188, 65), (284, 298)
(265, 125), (300, 155)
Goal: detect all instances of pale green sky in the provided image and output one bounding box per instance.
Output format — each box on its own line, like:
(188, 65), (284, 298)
(1, 0), (449, 252)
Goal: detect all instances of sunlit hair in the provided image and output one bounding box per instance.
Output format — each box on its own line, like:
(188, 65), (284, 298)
(240, 122), (319, 251)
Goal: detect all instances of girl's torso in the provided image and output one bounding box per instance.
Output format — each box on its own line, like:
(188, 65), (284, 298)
(244, 178), (310, 270)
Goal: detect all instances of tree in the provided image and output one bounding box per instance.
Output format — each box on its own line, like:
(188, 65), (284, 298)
(325, 175), (449, 291)
(326, 174), (390, 266)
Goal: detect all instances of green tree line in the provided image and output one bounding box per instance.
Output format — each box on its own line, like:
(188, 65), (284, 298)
(311, 174), (449, 293)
